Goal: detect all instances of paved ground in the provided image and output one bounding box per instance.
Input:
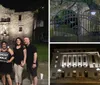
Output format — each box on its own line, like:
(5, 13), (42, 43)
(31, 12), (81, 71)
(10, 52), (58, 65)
(51, 83), (100, 85)
(0, 78), (48, 85)
(0, 62), (48, 85)
(51, 78), (100, 84)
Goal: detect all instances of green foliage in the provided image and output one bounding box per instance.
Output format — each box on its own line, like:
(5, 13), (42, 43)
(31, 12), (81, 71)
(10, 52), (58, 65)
(34, 44), (48, 62)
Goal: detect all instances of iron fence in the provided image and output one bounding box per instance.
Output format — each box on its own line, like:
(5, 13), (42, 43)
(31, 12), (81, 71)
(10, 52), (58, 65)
(50, 0), (100, 42)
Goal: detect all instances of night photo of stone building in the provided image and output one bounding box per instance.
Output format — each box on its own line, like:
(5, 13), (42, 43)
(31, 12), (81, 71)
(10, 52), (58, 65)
(50, 44), (100, 84)
(0, 0), (48, 44)
(50, 0), (100, 42)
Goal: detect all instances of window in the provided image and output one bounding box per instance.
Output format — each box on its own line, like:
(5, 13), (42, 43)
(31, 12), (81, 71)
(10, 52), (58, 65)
(74, 57), (76, 62)
(19, 27), (22, 32)
(67, 72), (70, 76)
(19, 15), (22, 21)
(79, 72), (82, 76)
(79, 57), (81, 62)
(92, 55), (95, 63)
(94, 72), (97, 76)
(52, 73), (56, 76)
(69, 57), (71, 62)
(93, 64), (95, 67)
(64, 57), (67, 62)
(83, 56), (86, 62)
(1, 18), (10, 22)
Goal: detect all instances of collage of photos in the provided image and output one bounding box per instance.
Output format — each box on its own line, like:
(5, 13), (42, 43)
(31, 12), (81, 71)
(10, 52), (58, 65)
(50, 0), (100, 85)
(0, 0), (100, 85)
(0, 0), (48, 85)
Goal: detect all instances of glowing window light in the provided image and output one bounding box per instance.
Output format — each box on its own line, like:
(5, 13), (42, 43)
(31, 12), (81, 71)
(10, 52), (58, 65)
(62, 64), (64, 67)
(57, 51), (59, 53)
(73, 70), (76, 73)
(56, 56), (58, 58)
(54, 65), (57, 68)
(91, 11), (96, 15)
(64, 63), (66, 66)
(55, 61), (58, 63)
(57, 69), (62, 72)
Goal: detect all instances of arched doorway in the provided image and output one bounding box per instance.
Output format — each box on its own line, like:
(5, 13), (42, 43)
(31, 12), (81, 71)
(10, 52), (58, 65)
(84, 71), (88, 77)
(72, 70), (77, 77)
(61, 71), (65, 78)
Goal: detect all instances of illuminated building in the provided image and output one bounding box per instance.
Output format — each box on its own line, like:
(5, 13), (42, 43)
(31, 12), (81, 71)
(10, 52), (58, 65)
(51, 47), (100, 79)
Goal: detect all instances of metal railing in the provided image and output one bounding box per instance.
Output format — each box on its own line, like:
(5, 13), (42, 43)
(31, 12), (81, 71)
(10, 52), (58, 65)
(50, 0), (100, 42)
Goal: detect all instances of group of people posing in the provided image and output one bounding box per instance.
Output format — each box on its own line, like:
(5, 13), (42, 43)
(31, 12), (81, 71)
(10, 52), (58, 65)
(0, 37), (38, 85)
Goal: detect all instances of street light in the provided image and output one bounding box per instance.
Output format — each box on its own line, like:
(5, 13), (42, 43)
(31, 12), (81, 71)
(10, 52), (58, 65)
(90, 11), (96, 16)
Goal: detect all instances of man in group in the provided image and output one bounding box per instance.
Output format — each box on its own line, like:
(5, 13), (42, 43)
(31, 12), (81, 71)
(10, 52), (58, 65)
(24, 37), (38, 85)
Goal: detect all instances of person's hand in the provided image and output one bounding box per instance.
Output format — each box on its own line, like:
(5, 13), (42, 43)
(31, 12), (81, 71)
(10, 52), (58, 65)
(32, 64), (36, 68)
(7, 60), (11, 63)
(21, 61), (25, 67)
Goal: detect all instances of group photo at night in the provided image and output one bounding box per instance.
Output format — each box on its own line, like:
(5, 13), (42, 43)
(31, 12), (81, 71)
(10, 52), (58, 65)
(0, 0), (48, 85)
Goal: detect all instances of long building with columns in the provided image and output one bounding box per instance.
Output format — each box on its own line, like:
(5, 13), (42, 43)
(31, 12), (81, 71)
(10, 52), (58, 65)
(51, 48), (100, 79)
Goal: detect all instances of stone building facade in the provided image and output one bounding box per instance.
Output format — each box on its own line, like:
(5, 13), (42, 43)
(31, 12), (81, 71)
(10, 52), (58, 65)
(0, 5), (34, 42)
(51, 48), (100, 79)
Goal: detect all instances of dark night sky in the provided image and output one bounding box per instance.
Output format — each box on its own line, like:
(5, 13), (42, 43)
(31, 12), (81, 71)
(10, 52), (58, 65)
(50, 44), (100, 63)
(0, 0), (47, 11)
(50, 44), (100, 50)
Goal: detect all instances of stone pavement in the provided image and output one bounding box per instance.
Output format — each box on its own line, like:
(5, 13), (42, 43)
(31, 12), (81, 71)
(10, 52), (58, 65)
(0, 78), (48, 85)
(51, 78), (100, 84)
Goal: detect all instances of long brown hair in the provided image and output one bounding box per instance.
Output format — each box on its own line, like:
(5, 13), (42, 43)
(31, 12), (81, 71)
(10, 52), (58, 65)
(15, 37), (23, 47)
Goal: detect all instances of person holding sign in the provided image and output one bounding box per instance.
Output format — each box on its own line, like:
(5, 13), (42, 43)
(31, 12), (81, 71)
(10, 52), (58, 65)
(13, 37), (27, 85)
(0, 41), (14, 85)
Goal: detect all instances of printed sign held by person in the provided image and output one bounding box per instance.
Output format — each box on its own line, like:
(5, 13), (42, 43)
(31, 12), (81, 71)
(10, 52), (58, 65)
(0, 52), (9, 62)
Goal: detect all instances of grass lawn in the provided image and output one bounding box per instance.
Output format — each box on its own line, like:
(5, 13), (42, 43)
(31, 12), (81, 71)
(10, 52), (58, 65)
(34, 43), (48, 62)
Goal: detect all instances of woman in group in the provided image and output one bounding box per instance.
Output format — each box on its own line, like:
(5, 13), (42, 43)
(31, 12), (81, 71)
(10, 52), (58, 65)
(0, 41), (14, 85)
(13, 37), (27, 85)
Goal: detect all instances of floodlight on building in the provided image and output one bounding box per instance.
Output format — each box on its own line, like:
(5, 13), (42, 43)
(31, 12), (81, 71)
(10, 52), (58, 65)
(62, 64), (64, 68)
(93, 63), (95, 65)
(42, 7), (44, 9)
(55, 60), (58, 63)
(73, 70), (76, 73)
(54, 65), (57, 68)
(96, 68), (100, 71)
(91, 11), (96, 15)
(64, 63), (66, 66)
(57, 51), (59, 53)
(57, 69), (62, 72)
(56, 56), (58, 58)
